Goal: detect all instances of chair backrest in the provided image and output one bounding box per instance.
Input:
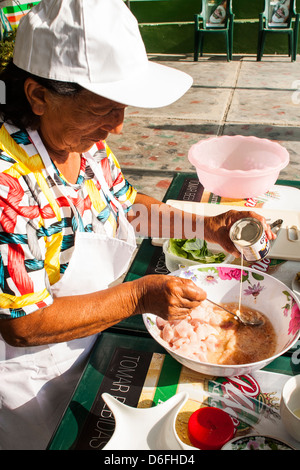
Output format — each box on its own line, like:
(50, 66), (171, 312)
(0, 8), (12, 41)
(263, 0), (295, 28)
(200, 0), (233, 29)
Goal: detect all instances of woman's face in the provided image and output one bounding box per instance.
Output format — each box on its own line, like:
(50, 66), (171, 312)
(36, 86), (127, 156)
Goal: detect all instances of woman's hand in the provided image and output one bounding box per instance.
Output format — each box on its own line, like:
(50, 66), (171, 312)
(135, 274), (206, 321)
(205, 210), (276, 257)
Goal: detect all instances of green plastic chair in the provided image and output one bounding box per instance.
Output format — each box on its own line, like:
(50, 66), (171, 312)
(0, 8), (12, 41)
(257, 0), (300, 61)
(194, 0), (234, 62)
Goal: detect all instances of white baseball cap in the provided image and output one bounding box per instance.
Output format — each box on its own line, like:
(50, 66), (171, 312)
(13, 0), (193, 108)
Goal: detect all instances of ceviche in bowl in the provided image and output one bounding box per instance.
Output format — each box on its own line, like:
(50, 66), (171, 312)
(143, 264), (300, 377)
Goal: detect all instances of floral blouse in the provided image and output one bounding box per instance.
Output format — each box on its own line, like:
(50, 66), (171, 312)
(0, 123), (136, 318)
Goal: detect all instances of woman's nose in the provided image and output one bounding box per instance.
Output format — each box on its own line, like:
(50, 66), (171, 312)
(109, 122), (124, 134)
(102, 108), (125, 135)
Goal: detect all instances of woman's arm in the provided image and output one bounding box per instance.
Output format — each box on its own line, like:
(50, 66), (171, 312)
(128, 193), (276, 256)
(0, 274), (206, 347)
(0, 193), (274, 348)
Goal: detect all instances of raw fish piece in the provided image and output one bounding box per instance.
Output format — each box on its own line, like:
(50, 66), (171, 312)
(156, 317), (167, 329)
(174, 320), (194, 339)
(162, 323), (174, 343)
(190, 302), (222, 326)
(175, 342), (208, 363)
(155, 301), (236, 364)
(172, 336), (189, 349)
(195, 323), (218, 341)
(205, 334), (219, 352)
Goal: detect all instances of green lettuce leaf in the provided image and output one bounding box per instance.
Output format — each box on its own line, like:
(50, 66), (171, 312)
(168, 238), (225, 264)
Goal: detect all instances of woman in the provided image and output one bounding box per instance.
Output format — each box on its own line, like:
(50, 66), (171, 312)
(0, 0), (275, 449)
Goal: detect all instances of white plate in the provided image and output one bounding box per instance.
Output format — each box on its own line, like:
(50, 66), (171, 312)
(222, 434), (295, 450)
(292, 274), (300, 299)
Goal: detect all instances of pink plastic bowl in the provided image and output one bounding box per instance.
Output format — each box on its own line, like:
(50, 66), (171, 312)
(188, 135), (289, 198)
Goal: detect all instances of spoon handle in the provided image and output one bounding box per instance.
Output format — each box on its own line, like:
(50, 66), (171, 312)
(206, 298), (263, 326)
(206, 298), (239, 320)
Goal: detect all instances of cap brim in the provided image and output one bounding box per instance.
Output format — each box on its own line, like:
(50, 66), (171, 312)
(77, 61), (193, 108)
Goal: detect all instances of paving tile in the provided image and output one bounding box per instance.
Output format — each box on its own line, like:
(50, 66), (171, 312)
(107, 117), (218, 173)
(126, 85), (232, 122)
(237, 58), (300, 90)
(223, 123), (300, 181)
(226, 88), (300, 125)
(121, 170), (174, 202)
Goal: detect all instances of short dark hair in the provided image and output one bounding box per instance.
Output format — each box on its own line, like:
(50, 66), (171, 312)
(0, 59), (83, 130)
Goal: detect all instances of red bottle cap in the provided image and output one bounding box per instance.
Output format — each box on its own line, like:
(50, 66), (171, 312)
(188, 406), (235, 450)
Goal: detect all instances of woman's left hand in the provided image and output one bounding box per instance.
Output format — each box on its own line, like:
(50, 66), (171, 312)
(205, 210), (276, 257)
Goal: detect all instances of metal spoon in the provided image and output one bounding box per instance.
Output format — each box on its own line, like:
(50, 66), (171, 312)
(206, 299), (264, 327)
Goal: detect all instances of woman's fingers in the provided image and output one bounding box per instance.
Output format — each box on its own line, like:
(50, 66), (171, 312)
(245, 210), (276, 241)
(160, 277), (207, 320)
(206, 209), (276, 256)
(137, 275), (207, 321)
(172, 277), (207, 302)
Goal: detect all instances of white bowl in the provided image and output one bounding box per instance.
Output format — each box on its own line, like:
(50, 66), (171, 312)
(143, 264), (300, 377)
(188, 135), (289, 198)
(162, 240), (234, 273)
(101, 392), (189, 450)
(280, 375), (300, 442)
(222, 435), (296, 450)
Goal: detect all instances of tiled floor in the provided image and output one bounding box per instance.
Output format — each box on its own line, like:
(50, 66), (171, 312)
(107, 54), (300, 201)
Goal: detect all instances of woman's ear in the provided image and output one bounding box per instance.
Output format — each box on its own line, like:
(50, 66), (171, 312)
(24, 78), (47, 116)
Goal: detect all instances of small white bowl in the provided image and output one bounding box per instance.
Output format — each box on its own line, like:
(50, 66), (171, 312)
(101, 392), (189, 450)
(280, 375), (300, 442)
(163, 239), (234, 273)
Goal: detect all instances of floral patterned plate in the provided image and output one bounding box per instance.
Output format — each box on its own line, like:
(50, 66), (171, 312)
(143, 264), (300, 377)
(222, 435), (295, 450)
(292, 274), (300, 300)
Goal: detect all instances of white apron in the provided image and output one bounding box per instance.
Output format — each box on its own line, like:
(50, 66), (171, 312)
(0, 130), (136, 450)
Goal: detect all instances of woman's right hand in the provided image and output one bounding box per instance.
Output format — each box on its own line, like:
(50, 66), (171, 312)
(135, 274), (207, 321)
(204, 210), (276, 257)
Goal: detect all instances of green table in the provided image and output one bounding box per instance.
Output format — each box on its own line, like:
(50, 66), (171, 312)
(48, 174), (300, 450)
